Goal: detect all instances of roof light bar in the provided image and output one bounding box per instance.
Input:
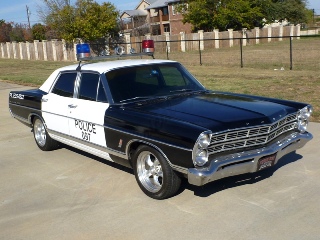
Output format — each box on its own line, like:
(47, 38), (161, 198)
(76, 40), (155, 61)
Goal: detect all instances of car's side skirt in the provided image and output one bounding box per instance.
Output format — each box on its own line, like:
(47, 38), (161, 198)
(48, 129), (124, 161)
(48, 129), (189, 175)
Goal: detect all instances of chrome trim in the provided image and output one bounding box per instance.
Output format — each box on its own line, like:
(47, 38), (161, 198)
(48, 129), (189, 174)
(209, 113), (298, 155)
(126, 139), (188, 174)
(188, 131), (313, 186)
(73, 71), (81, 98)
(9, 102), (39, 117)
(10, 111), (30, 124)
(9, 104), (43, 126)
(47, 129), (127, 159)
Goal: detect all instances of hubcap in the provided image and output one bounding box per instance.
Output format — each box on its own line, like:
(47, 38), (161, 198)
(34, 119), (46, 147)
(136, 151), (163, 193)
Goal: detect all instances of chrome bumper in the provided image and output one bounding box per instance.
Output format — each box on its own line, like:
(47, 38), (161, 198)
(188, 131), (313, 186)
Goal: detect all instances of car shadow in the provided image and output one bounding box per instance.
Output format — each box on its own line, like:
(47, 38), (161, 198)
(180, 151), (303, 198)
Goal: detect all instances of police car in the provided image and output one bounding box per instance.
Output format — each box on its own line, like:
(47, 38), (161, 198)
(9, 40), (313, 199)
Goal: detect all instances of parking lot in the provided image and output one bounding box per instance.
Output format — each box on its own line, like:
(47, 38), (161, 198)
(1, 81), (320, 240)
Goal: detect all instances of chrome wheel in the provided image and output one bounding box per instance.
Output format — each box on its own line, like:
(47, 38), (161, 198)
(136, 151), (163, 193)
(34, 118), (46, 147)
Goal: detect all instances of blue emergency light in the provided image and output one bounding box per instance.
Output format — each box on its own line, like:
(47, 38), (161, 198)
(76, 43), (91, 60)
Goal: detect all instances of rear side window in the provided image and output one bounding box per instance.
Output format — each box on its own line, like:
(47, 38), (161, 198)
(52, 72), (77, 97)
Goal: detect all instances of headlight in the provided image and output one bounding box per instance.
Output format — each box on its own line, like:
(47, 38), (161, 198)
(297, 105), (313, 133)
(193, 131), (212, 167)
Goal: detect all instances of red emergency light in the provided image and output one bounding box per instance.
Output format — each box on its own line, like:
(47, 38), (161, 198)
(142, 40), (155, 54)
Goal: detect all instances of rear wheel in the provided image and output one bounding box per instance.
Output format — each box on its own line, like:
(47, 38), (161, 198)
(132, 145), (181, 199)
(33, 117), (59, 151)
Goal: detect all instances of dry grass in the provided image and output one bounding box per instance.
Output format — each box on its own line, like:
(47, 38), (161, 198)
(0, 37), (319, 121)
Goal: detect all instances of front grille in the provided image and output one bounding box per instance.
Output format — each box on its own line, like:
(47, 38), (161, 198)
(208, 113), (298, 155)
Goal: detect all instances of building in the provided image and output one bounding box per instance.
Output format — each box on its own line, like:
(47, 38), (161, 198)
(120, 0), (157, 36)
(146, 0), (192, 35)
(120, 0), (192, 36)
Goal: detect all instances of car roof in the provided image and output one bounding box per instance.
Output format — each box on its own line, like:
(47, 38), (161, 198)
(39, 59), (177, 93)
(58, 59), (177, 73)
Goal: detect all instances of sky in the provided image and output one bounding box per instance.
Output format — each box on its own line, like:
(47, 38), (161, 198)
(0, 0), (319, 25)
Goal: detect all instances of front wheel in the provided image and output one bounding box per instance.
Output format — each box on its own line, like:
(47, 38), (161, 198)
(132, 145), (181, 199)
(33, 117), (59, 151)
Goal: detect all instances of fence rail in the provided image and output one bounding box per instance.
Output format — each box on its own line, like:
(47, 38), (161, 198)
(0, 25), (301, 62)
(0, 26), (319, 70)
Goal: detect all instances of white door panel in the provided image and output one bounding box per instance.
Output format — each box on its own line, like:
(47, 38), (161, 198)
(42, 93), (71, 135)
(68, 98), (109, 147)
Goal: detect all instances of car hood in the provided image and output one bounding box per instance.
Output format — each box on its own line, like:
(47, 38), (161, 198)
(130, 92), (298, 132)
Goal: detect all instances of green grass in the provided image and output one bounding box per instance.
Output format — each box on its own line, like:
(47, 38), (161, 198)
(0, 37), (319, 122)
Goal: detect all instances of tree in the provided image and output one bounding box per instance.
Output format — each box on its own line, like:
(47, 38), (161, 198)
(178, 0), (217, 32)
(9, 23), (32, 42)
(181, 0), (310, 31)
(180, 0), (267, 31)
(271, 0), (310, 24)
(0, 21), (13, 42)
(213, 0), (265, 30)
(38, 0), (119, 42)
(32, 23), (47, 40)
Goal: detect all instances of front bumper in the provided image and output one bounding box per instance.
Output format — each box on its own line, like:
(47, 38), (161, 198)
(188, 131), (313, 186)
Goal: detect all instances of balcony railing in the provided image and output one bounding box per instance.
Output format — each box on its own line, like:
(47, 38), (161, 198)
(150, 15), (169, 23)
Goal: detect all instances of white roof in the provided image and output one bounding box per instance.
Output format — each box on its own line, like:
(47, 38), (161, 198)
(39, 59), (176, 93)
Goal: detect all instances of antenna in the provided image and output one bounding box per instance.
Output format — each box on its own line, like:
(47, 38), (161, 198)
(26, 5), (31, 29)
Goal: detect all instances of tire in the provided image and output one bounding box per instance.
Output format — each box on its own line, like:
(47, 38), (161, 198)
(33, 117), (59, 151)
(132, 145), (181, 199)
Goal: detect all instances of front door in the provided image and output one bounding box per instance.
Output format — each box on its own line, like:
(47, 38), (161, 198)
(68, 72), (109, 148)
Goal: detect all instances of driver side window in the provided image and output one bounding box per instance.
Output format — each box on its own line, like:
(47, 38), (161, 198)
(78, 73), (108, 102)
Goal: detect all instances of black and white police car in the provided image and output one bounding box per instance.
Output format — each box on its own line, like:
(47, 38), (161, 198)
(9, 40), (313, 199)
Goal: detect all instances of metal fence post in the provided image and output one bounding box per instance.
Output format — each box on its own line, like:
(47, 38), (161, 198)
(198, 40), (202, 65)
(240, 38), (243, 68)
(290, 37), (293, 70)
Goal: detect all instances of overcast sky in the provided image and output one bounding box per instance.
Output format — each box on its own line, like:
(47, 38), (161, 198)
(0, 0), (319, 25)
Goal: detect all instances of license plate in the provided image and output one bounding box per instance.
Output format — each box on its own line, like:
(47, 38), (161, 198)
(257, 154), (276, 171)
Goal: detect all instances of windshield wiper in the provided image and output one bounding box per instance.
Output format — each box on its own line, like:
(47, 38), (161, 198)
(119, 96), (151, 103)
(170, 89), (194, 93)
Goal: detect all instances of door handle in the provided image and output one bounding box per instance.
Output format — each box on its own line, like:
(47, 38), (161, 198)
(41, 98), (48, 102)
(68, 104), (77, 108)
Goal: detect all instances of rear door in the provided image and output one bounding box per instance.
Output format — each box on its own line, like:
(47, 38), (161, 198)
(42, 72), (77, 137)
(68, 72), (109, 148)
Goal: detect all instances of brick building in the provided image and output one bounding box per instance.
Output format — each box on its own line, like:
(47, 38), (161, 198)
(120, 0), (192, 36)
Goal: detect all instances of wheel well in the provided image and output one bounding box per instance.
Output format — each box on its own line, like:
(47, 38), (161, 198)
(29, 114), (36, 125)
(127, 141), (142, 164)
(29, 114), (46, 129)
(127, 141), (172, 168)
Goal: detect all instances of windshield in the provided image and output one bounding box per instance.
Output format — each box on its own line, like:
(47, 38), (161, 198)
(105, 63), (205, 103)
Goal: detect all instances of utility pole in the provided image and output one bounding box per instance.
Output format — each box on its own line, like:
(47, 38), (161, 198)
(313, 9), (315, 25)
(26, 5), (31, 29)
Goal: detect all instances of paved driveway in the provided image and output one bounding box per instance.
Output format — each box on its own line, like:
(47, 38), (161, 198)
(1, 81), (319, 240)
